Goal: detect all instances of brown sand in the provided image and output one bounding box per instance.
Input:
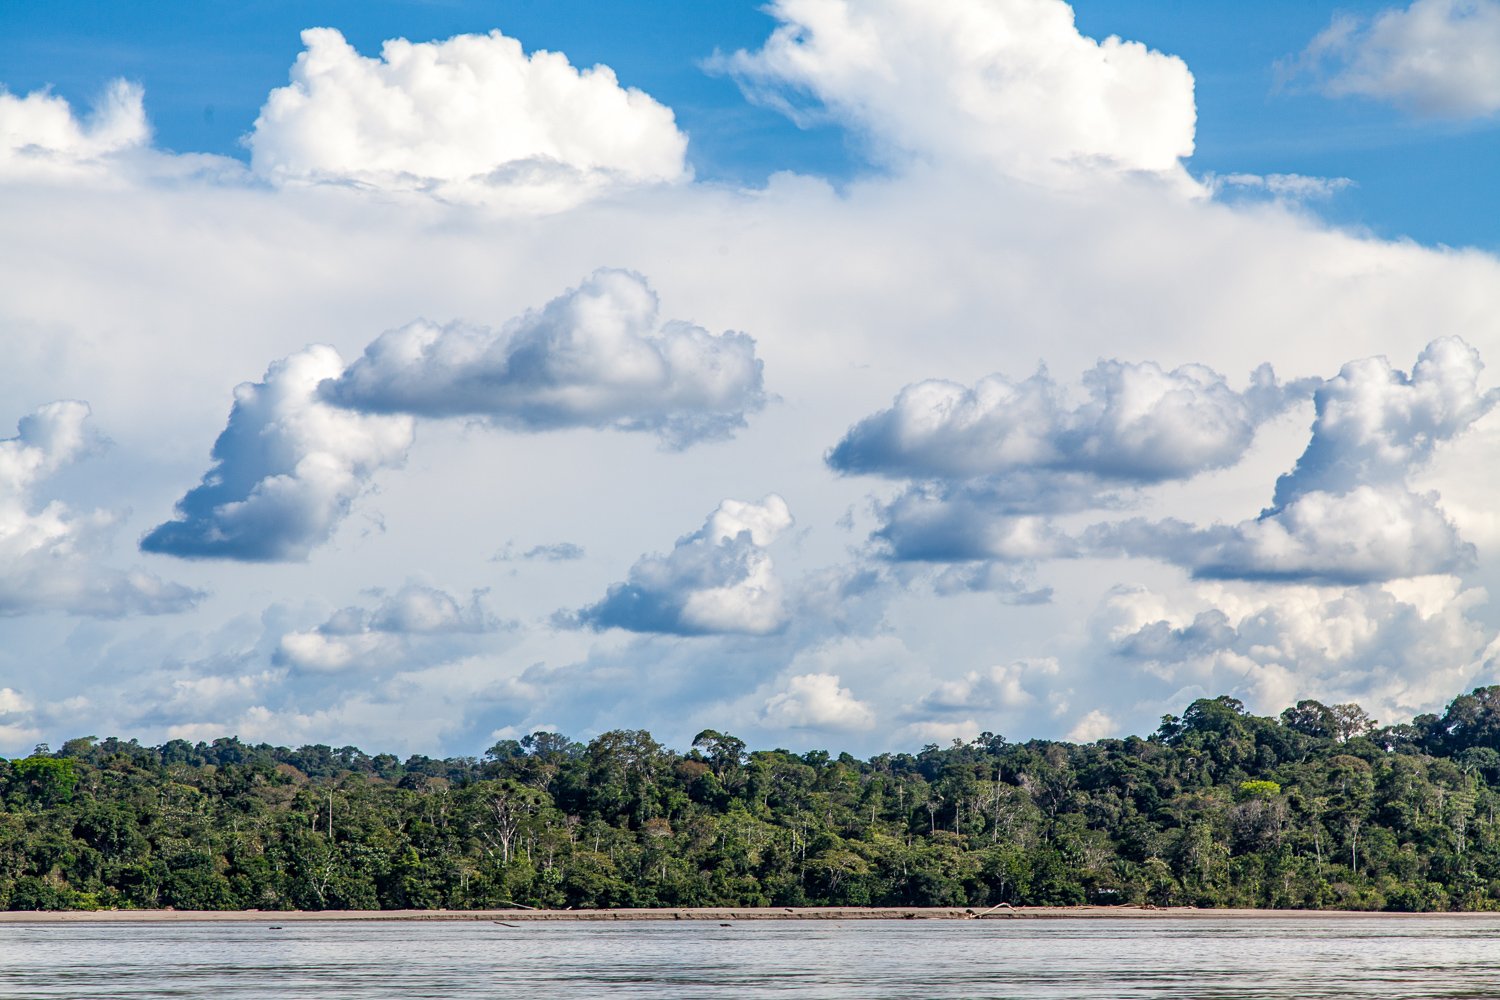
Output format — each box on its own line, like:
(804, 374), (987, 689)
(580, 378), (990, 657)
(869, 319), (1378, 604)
(1, 905), (1493, 923)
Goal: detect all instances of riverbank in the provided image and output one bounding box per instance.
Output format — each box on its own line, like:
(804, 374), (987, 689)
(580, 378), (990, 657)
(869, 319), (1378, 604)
(2, 905), (1491, 923)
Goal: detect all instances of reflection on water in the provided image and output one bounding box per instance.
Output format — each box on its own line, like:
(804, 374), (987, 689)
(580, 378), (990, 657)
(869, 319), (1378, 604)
(4, 917), (1500, 999)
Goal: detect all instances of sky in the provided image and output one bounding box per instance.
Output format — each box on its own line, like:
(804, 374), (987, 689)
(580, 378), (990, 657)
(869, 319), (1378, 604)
(2, 0), (1500, 758)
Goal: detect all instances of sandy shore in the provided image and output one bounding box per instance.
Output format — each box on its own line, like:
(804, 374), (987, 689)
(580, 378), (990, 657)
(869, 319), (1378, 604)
(2, 905), (1494, 923)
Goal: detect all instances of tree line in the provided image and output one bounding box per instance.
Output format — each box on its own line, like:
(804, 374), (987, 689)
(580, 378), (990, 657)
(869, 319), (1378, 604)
(9, 687), (1500, 911)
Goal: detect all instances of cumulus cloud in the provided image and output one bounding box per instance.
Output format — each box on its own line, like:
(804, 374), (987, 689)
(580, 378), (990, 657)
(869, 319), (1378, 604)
(1271, 337), (1496, 505)
(322, 269), (766, 448)
(572, 495), (794, 635)
(0, 401), (200, 616)
(142, 346), (416, 562)
(762, 673), (876, 731)
(1066, 709), (1116, 742)
(916, 659), (1057, 714)
(1098, 575), (1495, 724)
(830, 360), (1288, 483)
(1093, 488), (1472, 586)
(713, 0), (1196, 179)
(1292, 0), (1500, 119)
(0, 80), (149, 175)
(833, 359), (1294, 563)
(0, 684), (40, 746)
(276, 582), (498, 673)
(1095, 339), (1496, 584)
(248, 27), (688, 208)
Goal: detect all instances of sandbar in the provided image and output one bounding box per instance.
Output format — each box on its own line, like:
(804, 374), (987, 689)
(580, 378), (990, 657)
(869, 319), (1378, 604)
(2, 905), (1494, 923)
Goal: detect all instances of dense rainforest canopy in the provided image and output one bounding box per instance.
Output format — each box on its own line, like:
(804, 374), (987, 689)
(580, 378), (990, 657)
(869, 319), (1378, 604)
(10, 688), (1500, 912)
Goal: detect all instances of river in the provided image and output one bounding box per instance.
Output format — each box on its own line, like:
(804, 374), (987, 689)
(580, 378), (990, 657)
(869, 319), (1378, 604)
(4, 916), (1500, 998)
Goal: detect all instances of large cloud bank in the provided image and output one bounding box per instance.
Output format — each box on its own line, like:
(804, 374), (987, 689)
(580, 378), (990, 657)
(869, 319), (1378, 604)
(7, 0), (1500, 755)
(323, 269), (766, 447)
(248, 27), (689, 208)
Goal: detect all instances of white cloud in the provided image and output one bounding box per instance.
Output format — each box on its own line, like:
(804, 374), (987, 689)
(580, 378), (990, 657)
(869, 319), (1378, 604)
(916, 659), (1056, 713)
(714, 0), (1196, 180)
(1209, 173), (1355, 202)
(248, 27), (688, 209)
(833, 359), (1296, 564)
(573, 495), (794, 635)
(0, 401), (200, 616)
(1202, 487), (1470, 583)
(276, 583), (498, 674)
(9, 3), (1500, 755)
(0, 687), (31, 715)
(1100, 576), (1495, 725)
(830, 360), (1289, 483)
(1095, 339), (1495, 584)
(898, 718), (981, 745)
(1272, 337), (1495, 504)
(142, 346), (416, 562)
(323, 269), (766, 448)
(762, 672), (876, 730)
(1294, 0), (1500, 119)
(1066, 708), (1116, 742)
(0, 80), (149, 175)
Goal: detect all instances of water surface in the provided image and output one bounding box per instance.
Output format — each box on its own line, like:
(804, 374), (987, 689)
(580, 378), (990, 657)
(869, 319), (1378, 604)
(4, 916), (1499, 998)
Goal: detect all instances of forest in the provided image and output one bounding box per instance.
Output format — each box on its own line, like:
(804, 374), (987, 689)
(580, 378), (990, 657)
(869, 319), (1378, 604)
(9, 688), (1500, 912)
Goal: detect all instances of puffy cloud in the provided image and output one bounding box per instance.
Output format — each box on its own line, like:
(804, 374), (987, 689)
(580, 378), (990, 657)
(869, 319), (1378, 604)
(0, 401), (200, 616)
(322, 269), (766, 448)
(1098, 576), (1496, 724)
(762, 673), (876, 731)
(276, 583), (498, 673)
(0, 80), (149, 174)
(572, 495), (794, 636)
(1204, 488), (1469, 583)
(0, 688), (28, 714)
(713, 0), (1196, 179)
(1066, 709), (1116, 742)
(916, 659), (1057, 713)
(1293, 0), (1500, 119)
(834, 359), (1293, 563)
(1271, 337), (1496, 506)
(248, 28), (688, 208)
(1095, 339), (1495, 584)
(829, 360), (1288, 483)
(141, 346), (416, 562)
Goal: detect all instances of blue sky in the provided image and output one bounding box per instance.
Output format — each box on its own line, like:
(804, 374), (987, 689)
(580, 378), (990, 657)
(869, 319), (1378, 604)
(1, 0), (1499, 757)
(3, 0), (1496, 246)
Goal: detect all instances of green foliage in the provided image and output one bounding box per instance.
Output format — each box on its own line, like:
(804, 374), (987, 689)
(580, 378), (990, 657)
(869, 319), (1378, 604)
(1238, 780), (1282, 800)
(12, 689), (1500, 911)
